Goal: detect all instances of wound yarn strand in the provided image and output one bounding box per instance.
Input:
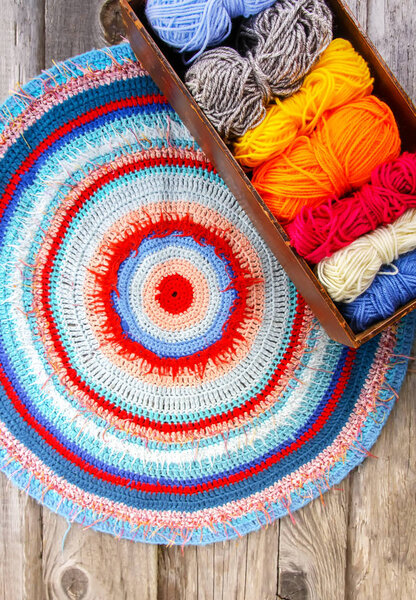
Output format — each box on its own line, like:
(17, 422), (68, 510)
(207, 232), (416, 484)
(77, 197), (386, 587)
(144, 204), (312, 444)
(145, 0), (277, 61)
(341, 249), (416, 332)
(251, 95), (401, 223)
(185, 0), (333, 139)
(287, 152), (416, 263)
(316, 208), (416, 303)
(233, 38), (373, 168)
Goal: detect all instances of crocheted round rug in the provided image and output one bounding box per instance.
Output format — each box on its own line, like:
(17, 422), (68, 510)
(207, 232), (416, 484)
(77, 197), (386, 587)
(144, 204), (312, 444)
(0, 44), (414, 546)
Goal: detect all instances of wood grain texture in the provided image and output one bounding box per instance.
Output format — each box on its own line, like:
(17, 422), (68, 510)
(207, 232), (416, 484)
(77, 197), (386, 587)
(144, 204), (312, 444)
(157, 526), (279, 600)
(0, 0), (45, 102)
(343, 0), (367, 29)
(0, 483), (44, 600)
(41, 510), (158, 600)
(0, 3), (45, 599)
(345, 340), (416, 600)
(0, 0), (415, 599)
(244, 525), (280, 600)
(367, 0), (415, 101)
(278, 483), (350, 600)
(44, 0), (105, 65)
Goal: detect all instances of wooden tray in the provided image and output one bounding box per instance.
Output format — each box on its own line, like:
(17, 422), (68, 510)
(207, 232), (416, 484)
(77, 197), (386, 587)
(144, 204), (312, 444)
(120, 0), (416, 347)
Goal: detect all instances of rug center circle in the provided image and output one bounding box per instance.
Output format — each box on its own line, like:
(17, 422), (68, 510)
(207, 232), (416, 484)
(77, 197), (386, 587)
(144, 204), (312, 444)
(156, 273), (194, 314)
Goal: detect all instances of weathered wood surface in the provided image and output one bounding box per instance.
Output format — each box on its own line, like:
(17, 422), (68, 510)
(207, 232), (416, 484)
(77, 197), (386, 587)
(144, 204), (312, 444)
(0, 1), (414, 598)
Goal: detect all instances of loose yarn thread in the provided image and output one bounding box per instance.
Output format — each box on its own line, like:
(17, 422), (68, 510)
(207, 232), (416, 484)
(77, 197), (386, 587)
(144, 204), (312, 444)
(316, 208), (416, 303)
(233, 38), (373, 168)
(185, 0), (333, 139)
(145, 0), (277, 59)
(251, 95), (401, 223)
(341, 249), (416, 332)
(287, 152), (416, 263)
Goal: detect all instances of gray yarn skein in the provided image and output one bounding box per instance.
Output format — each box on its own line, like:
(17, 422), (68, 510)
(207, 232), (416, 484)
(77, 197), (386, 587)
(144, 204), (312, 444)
(185, 0), (333, 140)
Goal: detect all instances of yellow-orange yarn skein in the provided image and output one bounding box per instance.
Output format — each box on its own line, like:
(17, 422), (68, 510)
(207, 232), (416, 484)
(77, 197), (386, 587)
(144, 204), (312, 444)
(251, 95), (401, 223)
(233, 38), (373, 168)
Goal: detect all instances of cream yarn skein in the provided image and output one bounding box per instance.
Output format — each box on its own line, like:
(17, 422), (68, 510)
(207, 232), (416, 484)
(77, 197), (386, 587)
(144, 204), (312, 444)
(316, 208), (416, 302)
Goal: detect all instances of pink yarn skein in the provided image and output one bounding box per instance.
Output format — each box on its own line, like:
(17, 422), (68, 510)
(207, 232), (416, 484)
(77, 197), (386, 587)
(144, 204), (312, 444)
(287, 152), (416, 264)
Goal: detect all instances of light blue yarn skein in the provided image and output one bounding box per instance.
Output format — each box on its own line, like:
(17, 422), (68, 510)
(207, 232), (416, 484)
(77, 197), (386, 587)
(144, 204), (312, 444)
(341, 249), (416, 332)
(145, 0), (277, 60)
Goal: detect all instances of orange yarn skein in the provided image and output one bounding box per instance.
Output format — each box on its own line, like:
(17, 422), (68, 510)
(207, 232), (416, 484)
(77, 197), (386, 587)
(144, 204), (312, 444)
(233, 38), (374, 168)
(251, 95), (401, 223)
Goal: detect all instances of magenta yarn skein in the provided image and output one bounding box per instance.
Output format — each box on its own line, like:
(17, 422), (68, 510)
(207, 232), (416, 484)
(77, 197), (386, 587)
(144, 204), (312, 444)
(287, 152), (416, 263)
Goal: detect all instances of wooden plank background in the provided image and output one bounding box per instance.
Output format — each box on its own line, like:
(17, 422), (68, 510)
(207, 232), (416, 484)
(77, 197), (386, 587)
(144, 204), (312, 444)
(0, 1), (414, 598)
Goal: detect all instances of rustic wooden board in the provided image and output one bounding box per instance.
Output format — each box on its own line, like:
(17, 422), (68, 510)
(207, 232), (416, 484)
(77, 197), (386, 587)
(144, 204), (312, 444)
(0, 1), (414, 598)
(0, 0), (45, 96)
(345, 339), (416, 600)
(0, 4), (45, 599)
(41, 511), (158, 600)
(278, 482), (350, 600)
(44, 0), (105, 65)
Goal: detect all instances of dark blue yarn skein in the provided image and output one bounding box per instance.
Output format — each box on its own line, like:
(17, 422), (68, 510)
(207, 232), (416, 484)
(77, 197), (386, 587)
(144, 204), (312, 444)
(145, 0), (277, 60)
(341, 249), (416, 332)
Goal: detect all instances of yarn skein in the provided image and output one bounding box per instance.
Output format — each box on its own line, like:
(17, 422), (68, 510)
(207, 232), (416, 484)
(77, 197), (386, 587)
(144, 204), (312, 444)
(287, 152), (416, 263)
(251, 95), (401, 223)
(145, 0), (277, 59)
(233, 38), (373, 168)
(316, 208), (416, 303)
(341, 249), (416, 332)
(185, 0), (333, 139)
